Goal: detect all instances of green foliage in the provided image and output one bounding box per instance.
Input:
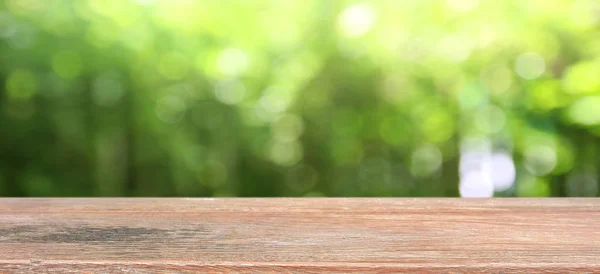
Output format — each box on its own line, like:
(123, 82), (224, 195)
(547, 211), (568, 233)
(1, 0), (599, 197)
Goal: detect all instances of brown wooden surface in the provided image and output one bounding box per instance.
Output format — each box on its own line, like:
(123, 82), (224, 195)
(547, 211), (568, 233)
(1, 198), (600, 273)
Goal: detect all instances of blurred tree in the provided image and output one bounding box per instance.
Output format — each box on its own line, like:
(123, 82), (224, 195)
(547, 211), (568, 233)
(1, 0), (600, 197)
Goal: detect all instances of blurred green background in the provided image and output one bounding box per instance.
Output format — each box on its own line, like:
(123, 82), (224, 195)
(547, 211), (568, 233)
(1, 0), (600, 197)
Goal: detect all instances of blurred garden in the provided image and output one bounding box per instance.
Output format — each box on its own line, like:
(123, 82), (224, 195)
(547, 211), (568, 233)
(1, 0), (600, 197)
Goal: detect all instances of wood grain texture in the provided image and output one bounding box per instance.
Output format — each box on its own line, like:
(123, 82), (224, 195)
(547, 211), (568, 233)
(1, 198), (600, 273)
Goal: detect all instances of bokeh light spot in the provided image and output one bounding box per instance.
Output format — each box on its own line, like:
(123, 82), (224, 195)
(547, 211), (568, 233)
(475, 105), (506, 134)
(260, 85), (294, 114)
(459, 137), (514, 194)
(447, 0), (479, 13)
(552, 140), (575, 175)
(569, 0), (600, 28)
(524, 144), (557, 176)
(460, 136), (491, 156)
(421, 109), (456, 143)
(527, 80), (561, 112)
(272, 114), (304, 143)
(457, 83), (486, 110)
(567, 96), (600, 126)
(411, 144), (442, 177)
(338, 3), (376, 38)
(459, 170), (494, 198)
(480, 65), (512, 94)
(5, 23), (37, 49)
(562, 61), (600, 95)
(213, 78), (246, 105)
(6, 69), (38, 100)
(515, 52), (545, 80)
(488, 152), (516, 192)
(269, 140), (303, 167)
(437, 34), (472, 62)
(216, 48), (248, 77)
(517, 176), (550, 197)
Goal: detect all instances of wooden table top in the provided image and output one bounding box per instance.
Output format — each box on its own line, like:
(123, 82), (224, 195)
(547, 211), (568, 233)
(0, 198), (599, 273)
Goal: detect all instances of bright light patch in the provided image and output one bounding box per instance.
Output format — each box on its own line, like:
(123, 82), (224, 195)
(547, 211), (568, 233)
(517, 176), (550, 197)
(216, 48), (248, 77)
(476, 25), (497, 49)
(437, 34), (472, 62)
(254, 103), (281, 124)
(259, 85), (294, 114)
(515, 52), (545, 80)
(447, 0), (479, 13)
(488, 152), (516, 191)
(213, 79), (246, 105)
(524, 144), (557, 176)
(568, 96), (600, 126)
(459, 151), (487, 176)
(569, 0), (600, 27)
(562, 61), (600, 95)
(269, 140), (303, 167)
(459, 136), (516, 195)
(459, 170), (494, 198)
(460, 136), (491, 155)
(338, 3), (376, 38)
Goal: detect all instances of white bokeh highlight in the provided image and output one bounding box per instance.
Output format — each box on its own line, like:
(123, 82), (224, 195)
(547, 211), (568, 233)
(524, 144), (557, 176)
(216, 48), (248, 77)
(459, 170), (494, 198)
(488, 152), (516, 192)
(338, 3), (376, 38)
(459, 137), (516, 197)
(515, 52), (545, 80)
(213, 78), (246, 105)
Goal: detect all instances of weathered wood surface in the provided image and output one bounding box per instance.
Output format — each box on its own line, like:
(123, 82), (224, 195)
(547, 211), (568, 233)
(1, 199), (600, 273)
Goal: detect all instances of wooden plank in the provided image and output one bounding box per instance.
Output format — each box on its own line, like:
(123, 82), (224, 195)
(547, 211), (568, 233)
(0, 198), (599, 273)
